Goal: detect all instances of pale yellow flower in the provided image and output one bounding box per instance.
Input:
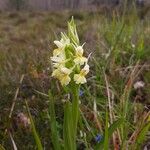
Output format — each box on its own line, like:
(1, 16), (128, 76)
(51, 55), (71, 69)
(52, 67), (72, 86)
(51, 55), (66, 68)
(51, 55), (65, 62)
(52, 68), (61, 78)
(53, 48), (63, 56)
(74, 46), (87, 65)
(74, 64), (89, 84)
(53, 39), (70, 56)
(54, 38), (70, 49)
(59, 67), (72, 85)
(53, 41), (64, 56)
(54, 40), (64, 49)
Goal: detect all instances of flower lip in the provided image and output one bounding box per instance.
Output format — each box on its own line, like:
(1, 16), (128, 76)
(60, 75), (71, 86)
(51, 56), (64, 62)
(74, 64), (89, 84)
(74, 74), (86, 84)
(52, 67), (72, 86)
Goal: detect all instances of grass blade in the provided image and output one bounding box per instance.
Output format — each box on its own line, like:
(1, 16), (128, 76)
(95, 117), (123, 150)
(0, 145), (6, 150)
(25, 100), (43, 150)
(104, 110), (109, 150)
(108, 118), (123, 138)
(95, 110), (109, 150)
(136, 122), (150, 145)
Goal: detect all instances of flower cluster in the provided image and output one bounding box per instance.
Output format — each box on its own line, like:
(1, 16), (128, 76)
(51, 18), (89, 86)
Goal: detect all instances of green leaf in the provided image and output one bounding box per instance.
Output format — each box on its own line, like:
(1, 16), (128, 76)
(95, 117), (123, 150)
(48, 91), (61, 150)
(25, 100), (43, 150)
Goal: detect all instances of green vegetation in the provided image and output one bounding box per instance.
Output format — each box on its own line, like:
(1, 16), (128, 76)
(0, 10), (149, 149)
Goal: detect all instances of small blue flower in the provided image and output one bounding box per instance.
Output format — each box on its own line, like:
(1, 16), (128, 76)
(79, 90), (84, 96)
(95, 134), (103, 143)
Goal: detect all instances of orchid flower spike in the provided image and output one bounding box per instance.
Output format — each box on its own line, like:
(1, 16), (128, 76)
(51, 18), (90, 86)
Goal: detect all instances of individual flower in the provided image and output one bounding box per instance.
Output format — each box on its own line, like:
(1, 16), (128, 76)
(53, 48), (63, 56)
(52, 68), (61, 79)
(59, 67), (72, 86)
(79, 89), (84, 96)
(74, 46), (87, 65)
(53, 38), (70, 56)
(52, 67), (72, 86)
(74, 64), (89, 84)
(95, 134), (103, 143)
(54, 40), (64, 49)
(51, 55), (69, 68)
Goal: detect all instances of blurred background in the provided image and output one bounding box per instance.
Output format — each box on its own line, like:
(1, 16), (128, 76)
(0, 0), (150, 149)
(0, 0), (149, 11)
(0, 0), (128, 10)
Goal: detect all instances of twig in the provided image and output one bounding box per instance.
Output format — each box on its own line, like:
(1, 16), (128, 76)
(104, 73), (113, 124)
(104, 72), (117, 149)
(4, 74), (25, 137)
(115, 64), (150, 72)
(9, 131), (18, 150)
(93, 99), (103, 133)
(9, 74), (25, 118)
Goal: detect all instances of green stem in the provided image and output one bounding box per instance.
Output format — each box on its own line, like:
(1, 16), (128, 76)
(71, 84), (80, 150)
